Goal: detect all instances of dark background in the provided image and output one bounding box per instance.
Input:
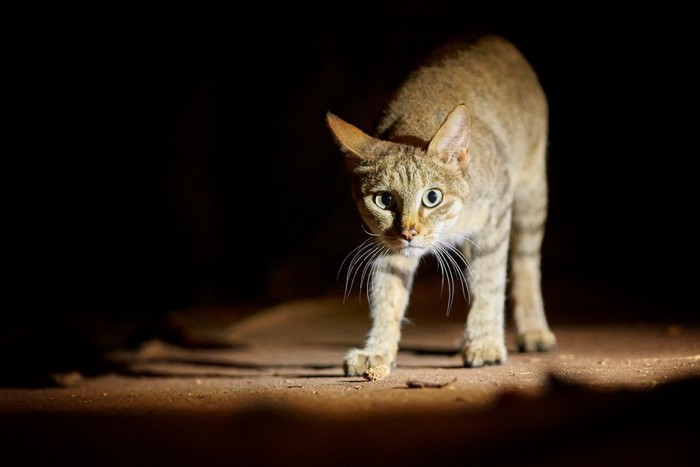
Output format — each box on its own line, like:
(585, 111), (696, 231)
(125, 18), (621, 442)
(12, 4), (696, 325)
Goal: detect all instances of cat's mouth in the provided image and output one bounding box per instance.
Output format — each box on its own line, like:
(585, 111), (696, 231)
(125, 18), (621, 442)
(384, 238), (429, 257)
(398, 245), (427, 258)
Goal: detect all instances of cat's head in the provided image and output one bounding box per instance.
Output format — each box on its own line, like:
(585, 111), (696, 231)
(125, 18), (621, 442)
(327, 105), (471, 258)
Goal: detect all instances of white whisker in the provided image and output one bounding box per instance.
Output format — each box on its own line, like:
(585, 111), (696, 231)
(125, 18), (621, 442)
(339, 228), (476, 312)
(346, 242), (381, 302)
(361, 224), (381, 237)
(366, 248), (389, 303)
(439, 242), (471, 302)
(337, 238), (373, 281)
(442, 241), (477, 289)
(339, 238), (376, 300)
(338, 229), (389, 303)
(433, 245), (455, 314)
(358, 245), (381, 294)
(449, 233), (483, 255)
(431, 240), (473, 315)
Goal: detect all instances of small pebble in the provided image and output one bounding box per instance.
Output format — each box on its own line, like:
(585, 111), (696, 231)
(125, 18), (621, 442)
(362, 365), (390, 381)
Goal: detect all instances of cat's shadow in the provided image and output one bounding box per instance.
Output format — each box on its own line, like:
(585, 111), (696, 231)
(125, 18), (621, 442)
(0, 322), (488, 388)
(112, 344), (467, 380)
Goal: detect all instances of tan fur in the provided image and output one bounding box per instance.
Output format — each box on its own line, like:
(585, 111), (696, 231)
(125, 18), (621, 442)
(328, 35), (556, 378)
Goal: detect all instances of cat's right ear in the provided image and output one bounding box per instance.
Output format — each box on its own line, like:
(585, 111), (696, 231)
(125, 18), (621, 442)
(427, 104), (471, 171)
(326, 112), (380, 160)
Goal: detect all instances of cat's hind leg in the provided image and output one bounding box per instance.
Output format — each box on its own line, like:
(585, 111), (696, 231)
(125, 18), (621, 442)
(509, 168), (556, 353)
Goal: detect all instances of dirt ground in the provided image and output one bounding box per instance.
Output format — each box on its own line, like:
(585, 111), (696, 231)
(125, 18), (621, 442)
(1, 278), (698, 466)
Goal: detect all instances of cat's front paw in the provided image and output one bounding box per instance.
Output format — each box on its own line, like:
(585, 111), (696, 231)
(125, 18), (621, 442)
(343, 348), (392, 378)
(462, 339), (507, 368)
(517, 329), (556, 352)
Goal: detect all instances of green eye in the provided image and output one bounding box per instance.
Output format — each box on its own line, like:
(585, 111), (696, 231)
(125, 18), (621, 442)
(374, 192), (396, 210)
(422, 189), (443, 207)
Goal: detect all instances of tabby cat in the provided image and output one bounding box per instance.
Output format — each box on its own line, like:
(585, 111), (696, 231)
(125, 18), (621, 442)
(327, 35), (556, 379)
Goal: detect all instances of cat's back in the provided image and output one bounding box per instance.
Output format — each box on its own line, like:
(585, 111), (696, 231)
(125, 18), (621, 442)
(376, 35), (547, 155)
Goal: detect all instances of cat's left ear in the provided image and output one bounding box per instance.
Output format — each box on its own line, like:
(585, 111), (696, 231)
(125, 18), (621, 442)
(326, 111), (381, 160)
(427, 104), (471, 170)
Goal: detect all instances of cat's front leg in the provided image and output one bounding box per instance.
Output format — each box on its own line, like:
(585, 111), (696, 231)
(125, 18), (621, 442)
(461, 230), (509, 367)
(343, 254), (419, 378)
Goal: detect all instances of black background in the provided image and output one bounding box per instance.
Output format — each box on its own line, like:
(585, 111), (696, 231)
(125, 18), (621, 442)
(12, 3), (696, 323)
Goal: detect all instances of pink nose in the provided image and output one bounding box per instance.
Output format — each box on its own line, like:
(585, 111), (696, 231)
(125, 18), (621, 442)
(401, 227), (418, 241)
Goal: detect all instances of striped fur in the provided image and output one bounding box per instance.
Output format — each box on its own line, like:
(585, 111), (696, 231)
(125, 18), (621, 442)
(328, 35), (556, 378)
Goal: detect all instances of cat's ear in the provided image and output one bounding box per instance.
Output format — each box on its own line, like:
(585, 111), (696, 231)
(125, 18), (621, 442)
(326, 112), (381, 160)
(427, 104), (471, 170)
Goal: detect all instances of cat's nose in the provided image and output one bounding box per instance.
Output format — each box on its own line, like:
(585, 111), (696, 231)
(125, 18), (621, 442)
(401, 227), (419, 242)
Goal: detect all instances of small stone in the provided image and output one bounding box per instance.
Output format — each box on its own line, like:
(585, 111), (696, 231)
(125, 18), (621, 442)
(362, 365), (390, 381)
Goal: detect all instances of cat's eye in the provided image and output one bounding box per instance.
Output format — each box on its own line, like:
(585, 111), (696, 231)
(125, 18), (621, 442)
(422, 189), (443, 207)
(374, 192), (396, 210)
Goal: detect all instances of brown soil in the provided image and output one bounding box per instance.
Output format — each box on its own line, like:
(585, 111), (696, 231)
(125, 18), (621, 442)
(1, 279), (698, 466)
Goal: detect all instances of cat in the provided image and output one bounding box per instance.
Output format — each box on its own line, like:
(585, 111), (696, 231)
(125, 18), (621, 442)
(327, 35), (556, 379)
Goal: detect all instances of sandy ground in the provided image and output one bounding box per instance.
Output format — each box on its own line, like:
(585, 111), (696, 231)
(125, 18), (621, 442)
(1, 279), (698, 466)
